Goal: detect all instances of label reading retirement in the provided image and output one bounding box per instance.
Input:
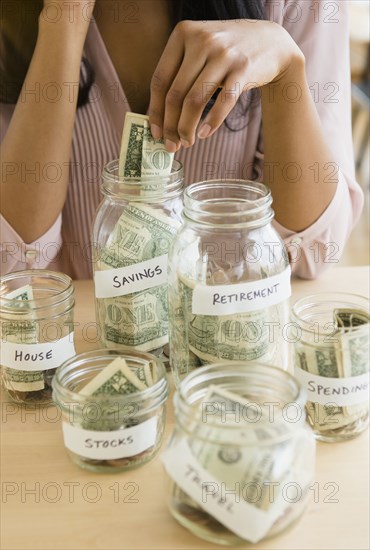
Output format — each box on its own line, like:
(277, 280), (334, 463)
(94, 254), (168, 298)
(192, 267), (291, 316)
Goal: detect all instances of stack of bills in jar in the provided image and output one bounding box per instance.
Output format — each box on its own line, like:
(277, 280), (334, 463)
(95, 113), (181, 352)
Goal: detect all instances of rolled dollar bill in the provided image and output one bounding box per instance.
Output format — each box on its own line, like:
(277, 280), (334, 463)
(176, 273), (272, 364)
(119, 113), (174, 178)
(294, 307), (369, 433)
(96, 204), (181, 351)
(1, 285), (45, 393)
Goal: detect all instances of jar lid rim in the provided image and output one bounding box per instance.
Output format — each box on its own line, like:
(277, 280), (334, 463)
(0, 269), (74, 307)
(175, 362), (307, 431)
(53, 349), (169, 405)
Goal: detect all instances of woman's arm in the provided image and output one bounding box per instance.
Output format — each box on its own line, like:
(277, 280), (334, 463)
(148, 17), (342, 232)
(0, 1), (93, 244)
(260, 54), (338, 232)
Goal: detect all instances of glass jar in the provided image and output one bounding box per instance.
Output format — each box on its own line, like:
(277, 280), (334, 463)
(162, 362), (315, 545)
(53, 348), (169, 472)
(168, 180), (291, 386)
(92, 160), (183, 355)
(291, 293), (369, 442)
(0, 270), (75, 404)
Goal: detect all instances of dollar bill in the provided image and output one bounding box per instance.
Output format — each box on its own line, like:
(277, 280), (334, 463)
(79, 357), (153, 432)
(334, 308), (370, 329)
(80, 357), (150, 396)
(294, 344), (345, 431)
(168, 282), (202, 381)
(119, 113), (174, 178)
(339, 314), (369, 419)
(1, 285), (45, 392)
(187, 385), (311, 515)
(102, 204), (179, 264)
(176, 273), (272, 364)
(96, 113), (178, 353)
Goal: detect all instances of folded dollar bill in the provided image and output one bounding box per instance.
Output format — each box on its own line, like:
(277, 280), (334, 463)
(1, 285), (45, 393)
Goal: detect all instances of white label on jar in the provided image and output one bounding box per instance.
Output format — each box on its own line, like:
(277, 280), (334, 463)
(162, 438), (286, 544)
(294, 367), (369, 406)
(192, 267), (291, 315)
(62, 416), (157, 460)
(94, 254), (168, 298)
(0, 333), (75, 371)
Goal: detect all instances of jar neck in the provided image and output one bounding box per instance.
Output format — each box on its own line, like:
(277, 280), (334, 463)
(183, 180), (274, 228)
(291, 292), (370, 338)
(0, 270), (74, 315)
(101, 159), (184, 203)
(174, 363), (307, 440)
(53, 349), (168, 413)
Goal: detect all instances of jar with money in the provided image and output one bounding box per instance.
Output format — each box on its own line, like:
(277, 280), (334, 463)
(93, 154), (183, 355)
(168, 180), (291, 385)
(0, 270), (75, 404)
(162, 362), (315, 545)
(291, 293), (369, 442)
(53, 349), (169, 472)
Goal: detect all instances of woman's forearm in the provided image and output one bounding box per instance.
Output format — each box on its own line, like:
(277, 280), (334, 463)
(1, 15), (88, 243)
(261, 56), (338, 232)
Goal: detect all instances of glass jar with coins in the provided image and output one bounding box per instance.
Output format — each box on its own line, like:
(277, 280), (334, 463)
(92, 158), (183, 356)
(291, 292), (369, 442)
(168, 180), (291, 386)
(0, 270), (75, 404)
(162, 362), (315, 545)
(53, 349), (169, 472)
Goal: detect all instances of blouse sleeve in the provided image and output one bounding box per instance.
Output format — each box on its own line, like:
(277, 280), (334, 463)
(271, 0), (364, 279)
(0, 103), (63, 274)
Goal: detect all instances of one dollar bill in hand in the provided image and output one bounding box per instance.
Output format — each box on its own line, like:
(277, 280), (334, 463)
(119, 113), (174, 178)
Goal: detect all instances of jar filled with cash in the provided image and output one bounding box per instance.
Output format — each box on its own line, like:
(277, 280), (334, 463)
(162, 362), (315, 545)
(0, 270), (75, 404)
(168, 180), (291, 385)
(93, 158), (183, 355)
(291, 293), (369, 442)
(53, 349), (169, 472)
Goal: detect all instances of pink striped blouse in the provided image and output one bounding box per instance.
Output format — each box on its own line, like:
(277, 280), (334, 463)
(0, 1), (364, 280)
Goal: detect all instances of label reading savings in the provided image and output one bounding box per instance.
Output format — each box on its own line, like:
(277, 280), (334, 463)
(192, 268), (291, 316)
(94, 255), (168, 298)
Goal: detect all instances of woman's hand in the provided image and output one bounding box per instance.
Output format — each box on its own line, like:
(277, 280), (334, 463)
(148, 19), (304, 152)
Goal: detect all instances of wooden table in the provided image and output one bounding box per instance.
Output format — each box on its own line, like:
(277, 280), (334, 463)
(1, 266), (369, 550)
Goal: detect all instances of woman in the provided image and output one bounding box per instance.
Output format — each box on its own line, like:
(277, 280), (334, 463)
(0, 0), (363, 279)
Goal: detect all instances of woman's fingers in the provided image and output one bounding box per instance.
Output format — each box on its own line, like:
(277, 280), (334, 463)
(161, 48), (208, 151)
(149, 20), (268, 149)
(176, 62), (228, 146)
(198, 71), (250, 138)
(148, 28), (185, 143)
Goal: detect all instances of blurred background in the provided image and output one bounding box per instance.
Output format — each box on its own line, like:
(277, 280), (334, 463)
(340, 0), (369, 266)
